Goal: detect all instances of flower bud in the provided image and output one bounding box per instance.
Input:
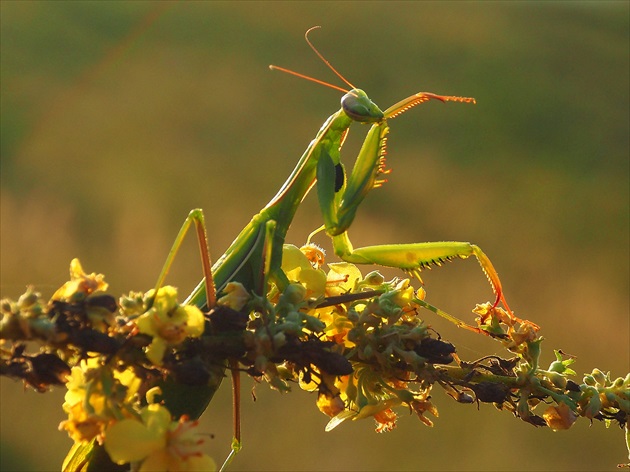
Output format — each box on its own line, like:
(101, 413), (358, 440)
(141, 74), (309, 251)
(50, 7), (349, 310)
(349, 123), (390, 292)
(304, 314), (325, 332)
(273, 331), (286, 348)
(547, 371), (567, 389)
(362, 271), (384, 286)
(361, 344), (374, 360)
(591, 368), (607, 386)
(17, 287), (40, 310)
(582, 392), (602, 420)
(1, 299), (17, 316)
(283, 283), (307, 305)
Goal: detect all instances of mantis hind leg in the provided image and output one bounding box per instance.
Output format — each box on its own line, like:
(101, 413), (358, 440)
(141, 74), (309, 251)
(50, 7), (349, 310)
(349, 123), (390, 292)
(331, 232), (515, 319)
(153, 208), (216, 309)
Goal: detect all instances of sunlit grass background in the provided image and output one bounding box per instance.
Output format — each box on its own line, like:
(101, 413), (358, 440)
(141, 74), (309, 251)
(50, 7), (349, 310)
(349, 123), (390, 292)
(1, 1), (628, 470)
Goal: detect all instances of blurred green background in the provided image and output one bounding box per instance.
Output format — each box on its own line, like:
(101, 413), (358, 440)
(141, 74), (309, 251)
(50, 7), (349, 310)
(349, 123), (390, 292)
(1, 1), (628, 470)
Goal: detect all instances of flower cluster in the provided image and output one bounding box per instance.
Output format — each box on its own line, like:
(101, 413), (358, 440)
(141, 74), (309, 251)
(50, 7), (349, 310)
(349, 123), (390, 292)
(1, 259), (215, 471)
(1, 251), (629, 469)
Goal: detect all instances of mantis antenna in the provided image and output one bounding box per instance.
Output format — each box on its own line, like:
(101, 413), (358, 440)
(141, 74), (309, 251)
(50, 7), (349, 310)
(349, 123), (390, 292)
(268, 65), (349, 94)
(304, 25), (357, 90)
(269, 26), (358, 95)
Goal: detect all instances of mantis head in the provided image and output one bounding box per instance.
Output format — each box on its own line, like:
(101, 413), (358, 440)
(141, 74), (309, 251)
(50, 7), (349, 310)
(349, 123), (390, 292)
(341, 89), (384, 123)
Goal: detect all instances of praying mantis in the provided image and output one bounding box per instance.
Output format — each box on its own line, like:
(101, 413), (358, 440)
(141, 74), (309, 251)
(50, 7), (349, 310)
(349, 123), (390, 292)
(168, 25), (518, 466)
(183, 27), (510, 315)
(67, 26), (519, 471)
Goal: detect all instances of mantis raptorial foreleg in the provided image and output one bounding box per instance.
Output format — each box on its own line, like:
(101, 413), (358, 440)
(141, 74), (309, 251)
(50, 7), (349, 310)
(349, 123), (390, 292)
(313, 92), (516, 325)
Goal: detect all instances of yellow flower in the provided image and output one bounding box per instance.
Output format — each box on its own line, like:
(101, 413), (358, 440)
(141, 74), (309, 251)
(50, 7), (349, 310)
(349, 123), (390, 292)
(410, 399), (439, 427)
(104, 404), (216, 471)
(543, 402), (577, 431)
(52, 259), (108, 302)
(324, 367), (407, 432)
(59, 400), (108, 444)
(320, 309), (355, 348)
(60, 360), (109, 443)
(390, 278), (415, 307)
(136, 286), (205, 365)
(217, 282), (250, 311)
(59, 360), (142, 444)
(323, 365), (436, 433)
(300, 243), (326, 269)
(281, 245), (327, 298)
(326, 396), (402, 432)
(316, 391), (345, 418)
(325, 262), (362, 297)
(372, 407), (398, 433)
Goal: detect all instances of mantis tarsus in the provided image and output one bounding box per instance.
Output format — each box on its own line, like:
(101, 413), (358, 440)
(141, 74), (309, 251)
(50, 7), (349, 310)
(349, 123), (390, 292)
(70, 26), (520, 471)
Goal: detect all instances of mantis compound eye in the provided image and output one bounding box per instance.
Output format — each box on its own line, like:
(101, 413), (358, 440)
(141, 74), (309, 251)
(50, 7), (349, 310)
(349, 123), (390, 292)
(341, 89), (384, 123)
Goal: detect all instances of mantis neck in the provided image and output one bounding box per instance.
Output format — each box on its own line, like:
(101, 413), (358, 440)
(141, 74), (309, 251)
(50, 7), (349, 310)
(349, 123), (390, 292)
(263, 109), (351, 219)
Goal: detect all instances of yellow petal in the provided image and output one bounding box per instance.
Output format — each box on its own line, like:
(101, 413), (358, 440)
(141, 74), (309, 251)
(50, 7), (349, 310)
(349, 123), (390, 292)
(185, 455), (217, 471)
(281, 245), (312, 273)
(327, 263), (362, 295)
(141, 404), (171, 436)
(69, 258), (85, 279)
(136, 310), (158, 336)
(139, 450), (171, 471)
(217, 282), (250, 311)
(114, 368), (142, 402)
(182, 305), (205, 337)
(104, 419), (164, 464)
(353, 397), (402, 420)
(51, 280), (81, 301)
(145, 338), (167, 365)
(152, 286), (178, 313)
(298, 268), (327, 298)
(543, 402), (577, 431)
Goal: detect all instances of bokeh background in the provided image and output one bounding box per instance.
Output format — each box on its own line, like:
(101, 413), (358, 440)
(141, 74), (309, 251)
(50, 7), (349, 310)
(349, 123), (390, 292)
(1, 1), (628, 470)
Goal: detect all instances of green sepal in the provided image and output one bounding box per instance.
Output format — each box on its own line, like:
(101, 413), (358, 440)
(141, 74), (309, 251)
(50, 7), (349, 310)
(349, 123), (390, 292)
(62, 439), (127, 472)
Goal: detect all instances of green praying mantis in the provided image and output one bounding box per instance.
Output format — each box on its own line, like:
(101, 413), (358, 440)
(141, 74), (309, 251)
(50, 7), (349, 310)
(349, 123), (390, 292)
(66, 26), (521, 471)
(166, 25), (522, 467)
(183, 27), (512, 315)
